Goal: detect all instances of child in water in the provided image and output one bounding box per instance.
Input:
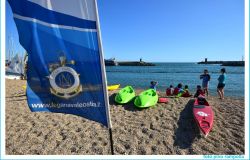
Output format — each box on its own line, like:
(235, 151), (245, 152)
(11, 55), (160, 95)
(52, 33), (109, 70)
(200, 69), (211, 96)
(150, 81), (158, 90)
(166, 85), (174, 96)
(194, 85), (204, 98)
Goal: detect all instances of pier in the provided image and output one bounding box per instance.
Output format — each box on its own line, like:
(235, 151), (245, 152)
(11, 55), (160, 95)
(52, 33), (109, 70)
(104, 58), (118, 66)
(105, 58), (155, 66)
(118, 61), (155, 66)
(198, 58), (244, 66)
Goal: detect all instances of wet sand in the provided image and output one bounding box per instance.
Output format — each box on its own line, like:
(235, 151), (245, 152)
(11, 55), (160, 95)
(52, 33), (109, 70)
(5, 79), (245, 155)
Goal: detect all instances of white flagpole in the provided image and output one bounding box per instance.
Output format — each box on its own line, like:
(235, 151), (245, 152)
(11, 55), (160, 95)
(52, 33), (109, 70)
(94, 0), (114, 155)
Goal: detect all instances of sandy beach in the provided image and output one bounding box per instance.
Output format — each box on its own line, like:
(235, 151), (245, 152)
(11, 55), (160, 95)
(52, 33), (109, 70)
(5, 79), (245, 155)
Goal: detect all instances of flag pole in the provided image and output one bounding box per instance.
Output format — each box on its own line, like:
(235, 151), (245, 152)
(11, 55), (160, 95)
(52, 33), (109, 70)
(94, 0), (114, 155)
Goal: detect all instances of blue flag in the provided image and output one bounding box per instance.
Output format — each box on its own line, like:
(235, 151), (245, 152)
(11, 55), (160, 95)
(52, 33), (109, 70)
(8, 0), (110, 127)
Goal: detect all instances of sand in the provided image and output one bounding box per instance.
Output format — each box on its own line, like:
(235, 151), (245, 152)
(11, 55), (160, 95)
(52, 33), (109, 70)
(5, 79), (245, 155)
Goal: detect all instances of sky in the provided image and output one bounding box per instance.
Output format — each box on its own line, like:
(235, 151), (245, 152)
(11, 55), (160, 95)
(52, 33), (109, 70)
(6, 1), (26, 60)
(6, 0), (244, 62)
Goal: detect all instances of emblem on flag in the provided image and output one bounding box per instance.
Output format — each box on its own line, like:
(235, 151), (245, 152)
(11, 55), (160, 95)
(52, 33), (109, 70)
(48, 56), (82, 99)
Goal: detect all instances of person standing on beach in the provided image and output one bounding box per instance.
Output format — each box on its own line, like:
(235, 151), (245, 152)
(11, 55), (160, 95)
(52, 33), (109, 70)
(217, 68), (226, 100)
(200, 69), (211, 96)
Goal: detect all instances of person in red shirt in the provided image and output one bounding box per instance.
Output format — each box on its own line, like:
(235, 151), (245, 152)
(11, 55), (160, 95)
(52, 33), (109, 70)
(194, 85), (204, 98)
(166, 85), (174, 96)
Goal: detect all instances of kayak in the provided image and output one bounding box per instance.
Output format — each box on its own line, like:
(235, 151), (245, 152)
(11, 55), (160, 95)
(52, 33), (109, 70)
(134, 89), (158, 108)
(108, 84), (120, 91)
(22, 85), (27, 89)
(193, 96), (214, 137)
(158, 97), (168, 103)
(115, 86), (135, 104)
(176, 92), (183, 98)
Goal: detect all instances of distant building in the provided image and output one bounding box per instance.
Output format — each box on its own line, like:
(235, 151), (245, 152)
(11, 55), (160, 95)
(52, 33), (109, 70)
(205, 58), (208, 63)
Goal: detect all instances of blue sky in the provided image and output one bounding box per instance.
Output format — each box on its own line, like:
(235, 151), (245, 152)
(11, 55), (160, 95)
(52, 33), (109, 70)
(6, 1), (26, 60)
(6, 0), (244, 62)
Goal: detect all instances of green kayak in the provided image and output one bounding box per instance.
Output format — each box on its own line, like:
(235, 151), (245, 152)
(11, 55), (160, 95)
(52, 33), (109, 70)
(115, 86), (136, 104)
(134, 89), (158, 108)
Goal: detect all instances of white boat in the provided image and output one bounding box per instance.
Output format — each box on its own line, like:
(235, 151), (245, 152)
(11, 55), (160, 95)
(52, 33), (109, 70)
(5, 54), (24, 80)
(5, 74), (21, 80)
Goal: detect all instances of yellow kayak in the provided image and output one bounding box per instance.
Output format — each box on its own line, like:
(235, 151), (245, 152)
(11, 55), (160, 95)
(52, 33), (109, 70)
(22, 85), (27, 89)
(107, 84), (120, 91)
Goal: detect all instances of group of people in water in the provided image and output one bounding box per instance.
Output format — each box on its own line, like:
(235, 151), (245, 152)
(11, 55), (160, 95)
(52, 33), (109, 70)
(150, 68), (227, 100)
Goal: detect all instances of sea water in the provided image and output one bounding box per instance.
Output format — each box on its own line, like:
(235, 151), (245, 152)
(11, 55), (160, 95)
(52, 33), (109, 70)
(106, 63), (244, 97)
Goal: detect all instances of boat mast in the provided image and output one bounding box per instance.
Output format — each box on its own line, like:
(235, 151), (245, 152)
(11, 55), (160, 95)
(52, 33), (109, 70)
(8, 35), (14, 61)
